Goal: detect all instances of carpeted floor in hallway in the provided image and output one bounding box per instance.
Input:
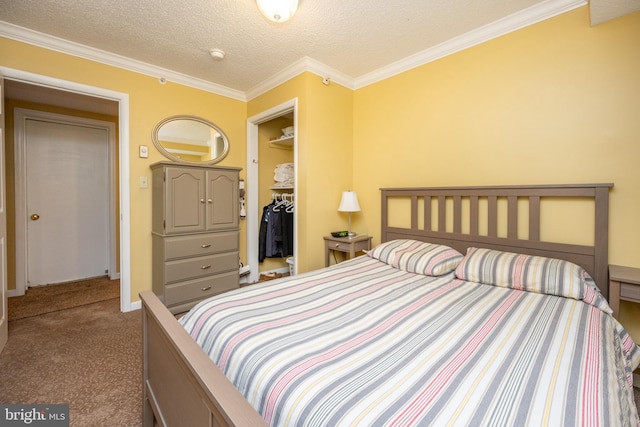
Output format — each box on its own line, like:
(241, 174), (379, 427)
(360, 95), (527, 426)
(7, 277), (121, 321)
(1, 282), (142, 426)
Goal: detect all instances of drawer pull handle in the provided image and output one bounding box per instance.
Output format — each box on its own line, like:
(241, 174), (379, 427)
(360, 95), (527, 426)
(200, 199), (205, 204)
(201, 244), (211, 248)
(201, 286), (212, 291)
(201, 265), (211, 269)
(208, 199), (213, 204)
(335, 244), (340, 247)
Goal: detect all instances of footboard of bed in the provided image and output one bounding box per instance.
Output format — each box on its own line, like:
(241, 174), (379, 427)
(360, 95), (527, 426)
(140, 291), (267, 427)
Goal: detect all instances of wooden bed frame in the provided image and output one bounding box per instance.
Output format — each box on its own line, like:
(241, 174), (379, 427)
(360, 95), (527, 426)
(141, 183), (612, 427)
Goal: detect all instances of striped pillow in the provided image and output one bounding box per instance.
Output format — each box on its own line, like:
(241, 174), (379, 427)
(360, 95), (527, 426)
(455, 247), (611, 313)
(368, 239), (463, 276)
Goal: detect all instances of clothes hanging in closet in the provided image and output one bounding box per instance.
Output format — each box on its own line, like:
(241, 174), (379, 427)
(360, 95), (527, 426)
(259, 201), (294, 262)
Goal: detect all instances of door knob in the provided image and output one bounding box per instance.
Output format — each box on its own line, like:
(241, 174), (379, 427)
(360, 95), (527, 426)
(30, 214), (40, 221)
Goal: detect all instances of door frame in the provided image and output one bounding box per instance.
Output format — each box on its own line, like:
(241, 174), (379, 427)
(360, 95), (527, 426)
(1, 73), (8, 353)
(0, 66), (134, 312)
(246, 98), (298, 284)
(13, 108), (117, 293)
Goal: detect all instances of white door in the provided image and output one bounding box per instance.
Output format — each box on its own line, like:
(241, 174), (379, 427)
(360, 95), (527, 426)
(25, 119), (109, 286)
(0, 75), (8, 353)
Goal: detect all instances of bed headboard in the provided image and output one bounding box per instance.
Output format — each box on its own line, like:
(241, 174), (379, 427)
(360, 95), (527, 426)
(380, 184), (613, 299)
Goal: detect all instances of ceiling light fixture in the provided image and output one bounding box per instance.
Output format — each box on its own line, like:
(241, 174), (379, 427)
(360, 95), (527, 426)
(256, 0), (298, 23)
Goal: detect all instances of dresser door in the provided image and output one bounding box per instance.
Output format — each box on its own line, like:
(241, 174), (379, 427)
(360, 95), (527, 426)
(206, 169), (238, 231)
(164, 167), (206, 234)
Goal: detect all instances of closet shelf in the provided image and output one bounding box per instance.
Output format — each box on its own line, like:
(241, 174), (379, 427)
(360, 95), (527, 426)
(270, 185), (294, 190)
(269, 135), (294, 150)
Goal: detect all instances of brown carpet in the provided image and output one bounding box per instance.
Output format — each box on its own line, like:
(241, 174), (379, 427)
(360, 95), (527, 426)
(8, 277), (120, 321)
(0, 295), (142, 426)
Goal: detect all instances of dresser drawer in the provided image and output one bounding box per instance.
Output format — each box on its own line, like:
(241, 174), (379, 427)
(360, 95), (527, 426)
(162, 232), (238, 260)
(164, 251), (238, 284)
(164, 270), (238, 306)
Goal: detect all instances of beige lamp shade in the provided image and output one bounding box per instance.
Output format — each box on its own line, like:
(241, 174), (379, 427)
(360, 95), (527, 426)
(338, 191), (361, 212)
(338, 191), (360, 237)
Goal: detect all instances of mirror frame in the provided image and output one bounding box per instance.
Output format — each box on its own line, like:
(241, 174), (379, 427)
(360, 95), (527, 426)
(151, 115), (230, 165)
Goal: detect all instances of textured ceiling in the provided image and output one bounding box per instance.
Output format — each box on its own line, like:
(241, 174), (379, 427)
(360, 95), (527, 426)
(589, 0), (640, 25)
(0, 0), (634, 99)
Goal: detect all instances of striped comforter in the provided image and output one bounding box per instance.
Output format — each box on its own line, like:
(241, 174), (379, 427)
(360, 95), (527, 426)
(180, 256), (640, 426)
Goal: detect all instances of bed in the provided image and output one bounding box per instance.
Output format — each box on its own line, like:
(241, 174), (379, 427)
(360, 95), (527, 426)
(140, 183), (640, 426)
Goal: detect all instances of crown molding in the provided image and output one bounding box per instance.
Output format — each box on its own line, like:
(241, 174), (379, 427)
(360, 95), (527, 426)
(1, 0), (586, 100)
(354, 0), (587, 89)
(245, 56), (355, 101)
(0, 21), (246, 101)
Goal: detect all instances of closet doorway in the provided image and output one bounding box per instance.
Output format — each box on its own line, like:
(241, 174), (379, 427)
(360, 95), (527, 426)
(246, 99), (298, 284)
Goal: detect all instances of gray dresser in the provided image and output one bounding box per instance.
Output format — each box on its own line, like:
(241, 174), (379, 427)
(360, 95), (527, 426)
(151, 162), (241, 314)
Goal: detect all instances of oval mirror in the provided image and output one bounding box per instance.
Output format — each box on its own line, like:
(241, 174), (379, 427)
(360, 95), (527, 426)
(152, 115), (230, 165)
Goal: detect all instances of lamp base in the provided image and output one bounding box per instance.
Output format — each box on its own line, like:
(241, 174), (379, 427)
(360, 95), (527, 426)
(346, 212), (358, 239)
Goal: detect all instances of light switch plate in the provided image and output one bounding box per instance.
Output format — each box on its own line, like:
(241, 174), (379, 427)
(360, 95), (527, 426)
(139, 145), (149, 158)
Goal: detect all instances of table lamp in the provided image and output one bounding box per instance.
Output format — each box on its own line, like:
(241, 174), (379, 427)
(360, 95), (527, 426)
(338, 191), (361, 238)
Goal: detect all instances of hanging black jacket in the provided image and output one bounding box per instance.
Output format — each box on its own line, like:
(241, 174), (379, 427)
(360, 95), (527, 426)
(259, 202), (294, 262)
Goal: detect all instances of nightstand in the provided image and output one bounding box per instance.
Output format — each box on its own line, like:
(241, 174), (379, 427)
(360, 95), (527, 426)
(609, 265), (640, 319)
(324, 234), (372, 267)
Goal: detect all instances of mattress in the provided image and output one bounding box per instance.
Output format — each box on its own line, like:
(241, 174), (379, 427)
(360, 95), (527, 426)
(180, 245), (640, 426)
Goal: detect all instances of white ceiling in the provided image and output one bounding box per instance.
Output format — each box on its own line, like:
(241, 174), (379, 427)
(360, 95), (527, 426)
(590, 0), (640, 25)
(0, 0), (637, 101)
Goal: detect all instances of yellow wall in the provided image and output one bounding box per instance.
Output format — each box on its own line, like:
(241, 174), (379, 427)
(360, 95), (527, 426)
(248, 74), (354, 273)
(353, 7), (640, 337)
(354, 7), (639, 260)
(0, 38), (247, 302)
